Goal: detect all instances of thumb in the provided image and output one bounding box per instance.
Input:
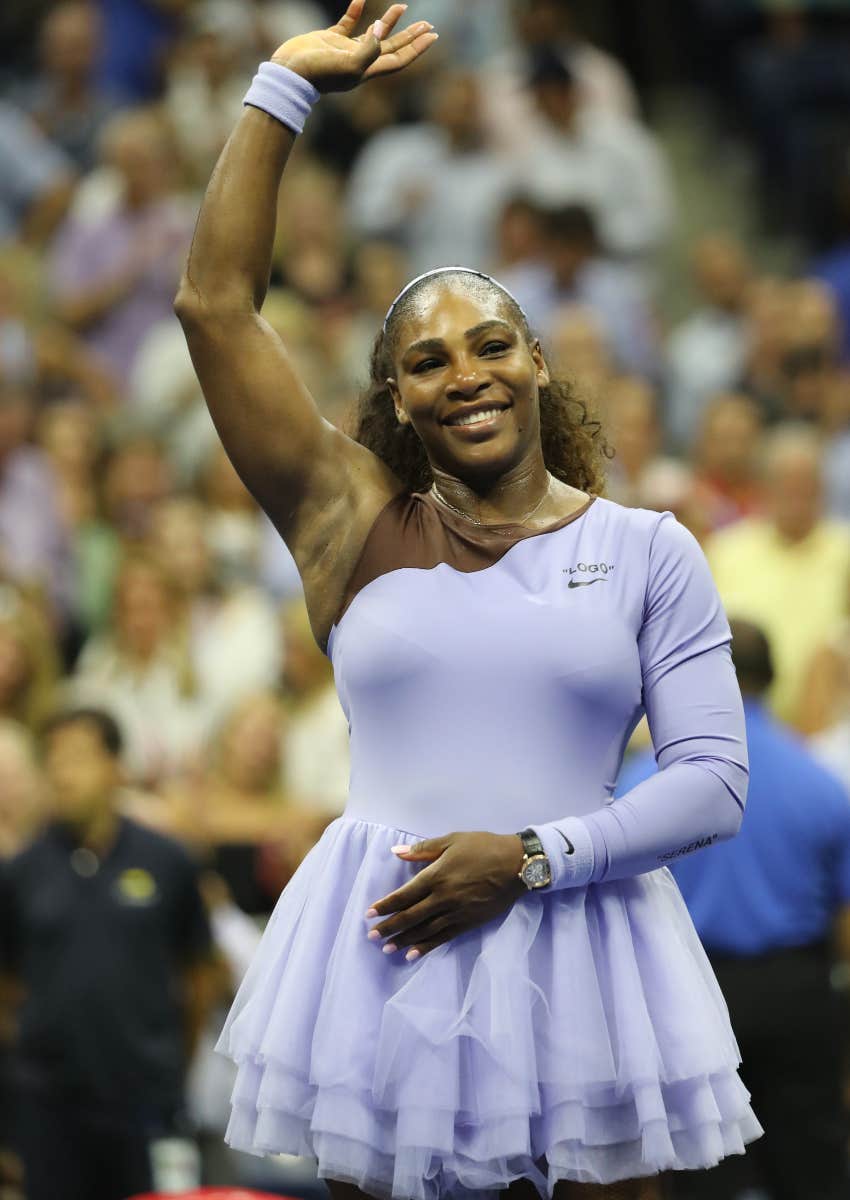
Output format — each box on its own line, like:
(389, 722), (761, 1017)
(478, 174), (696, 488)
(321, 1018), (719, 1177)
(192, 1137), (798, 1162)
(391, 836), (448, 860)
(352, 20), (385, 70)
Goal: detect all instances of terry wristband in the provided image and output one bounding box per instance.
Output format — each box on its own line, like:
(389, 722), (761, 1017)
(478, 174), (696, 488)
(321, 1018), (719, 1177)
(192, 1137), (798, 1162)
(243, 61), (320, 136)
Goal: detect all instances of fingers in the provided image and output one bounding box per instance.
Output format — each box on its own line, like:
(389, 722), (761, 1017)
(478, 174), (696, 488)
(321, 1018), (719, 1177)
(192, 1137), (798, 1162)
(364, 24), (439, 78)
(402, 922), (465, 961)
(368, 897), (450, 942)
(372, 2), (409, 38)
(332, 0), (366, 36)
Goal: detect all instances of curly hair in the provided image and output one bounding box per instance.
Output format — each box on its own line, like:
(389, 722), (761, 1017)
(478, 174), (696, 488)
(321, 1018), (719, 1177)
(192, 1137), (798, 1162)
(343, 270), (612, 496)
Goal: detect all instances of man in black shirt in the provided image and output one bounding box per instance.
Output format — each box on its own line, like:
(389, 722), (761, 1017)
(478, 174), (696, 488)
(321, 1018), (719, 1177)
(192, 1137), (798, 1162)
(0, 707), (217, 1200)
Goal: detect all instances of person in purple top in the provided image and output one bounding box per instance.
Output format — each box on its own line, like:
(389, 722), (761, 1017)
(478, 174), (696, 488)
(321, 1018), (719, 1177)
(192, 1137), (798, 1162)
(175, 4), (761, 1198)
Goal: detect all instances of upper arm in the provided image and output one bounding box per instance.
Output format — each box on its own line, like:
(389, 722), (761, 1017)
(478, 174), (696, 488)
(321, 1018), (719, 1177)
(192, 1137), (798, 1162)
(175, 302), (401, 546)
(638, 512), (748, 808)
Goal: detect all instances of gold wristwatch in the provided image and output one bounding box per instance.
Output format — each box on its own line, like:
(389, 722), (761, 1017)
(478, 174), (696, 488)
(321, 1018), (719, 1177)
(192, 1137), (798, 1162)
(516, 828), (552, 889)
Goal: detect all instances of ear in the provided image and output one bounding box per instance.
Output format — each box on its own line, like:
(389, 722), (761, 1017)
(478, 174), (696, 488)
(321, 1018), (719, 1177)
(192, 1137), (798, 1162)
(387, 377), (407, 424)
(531, 339), (550, 388)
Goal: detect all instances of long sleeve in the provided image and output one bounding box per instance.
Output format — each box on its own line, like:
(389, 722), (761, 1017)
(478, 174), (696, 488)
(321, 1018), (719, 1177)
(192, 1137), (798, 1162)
(529, 512), (748, 888)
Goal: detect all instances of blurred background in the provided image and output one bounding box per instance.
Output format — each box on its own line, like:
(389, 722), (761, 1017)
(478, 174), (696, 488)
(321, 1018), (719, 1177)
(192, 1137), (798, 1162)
(0, 1), (850, 1198)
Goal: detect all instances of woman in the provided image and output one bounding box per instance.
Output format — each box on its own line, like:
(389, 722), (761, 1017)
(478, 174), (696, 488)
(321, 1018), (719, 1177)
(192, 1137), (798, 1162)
(174, 4), (761, 1198)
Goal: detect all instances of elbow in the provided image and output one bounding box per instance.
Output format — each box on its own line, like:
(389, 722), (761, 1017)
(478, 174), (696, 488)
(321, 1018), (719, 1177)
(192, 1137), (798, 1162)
(173, 275), (256, 324)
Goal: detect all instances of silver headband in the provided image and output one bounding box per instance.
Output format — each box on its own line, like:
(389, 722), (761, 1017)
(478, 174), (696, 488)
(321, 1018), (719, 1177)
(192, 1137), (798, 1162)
(381, 266), (529, 334)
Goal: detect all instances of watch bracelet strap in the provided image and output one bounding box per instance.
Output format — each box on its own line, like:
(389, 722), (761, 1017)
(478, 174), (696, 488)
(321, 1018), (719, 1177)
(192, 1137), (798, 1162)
(518, 827), (546, 858)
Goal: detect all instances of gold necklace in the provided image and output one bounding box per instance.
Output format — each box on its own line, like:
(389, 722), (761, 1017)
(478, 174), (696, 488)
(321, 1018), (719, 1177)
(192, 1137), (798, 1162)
(429, 476), (552, 527)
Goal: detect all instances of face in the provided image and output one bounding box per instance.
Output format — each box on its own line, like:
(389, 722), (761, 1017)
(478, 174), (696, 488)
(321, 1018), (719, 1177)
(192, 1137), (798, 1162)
(221, 695), (283, 789)
(762, 449), (823, 540)
(114, 563), (171, 654)
(44, 720), (120, 827)
(388, 285), (549, 483)
(698, 396), (761, 478)
(151, 503), (211, 595)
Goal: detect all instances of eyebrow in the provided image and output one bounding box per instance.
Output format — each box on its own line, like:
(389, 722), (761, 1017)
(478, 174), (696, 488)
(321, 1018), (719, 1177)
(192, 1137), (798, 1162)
(404, 320), (516, 359)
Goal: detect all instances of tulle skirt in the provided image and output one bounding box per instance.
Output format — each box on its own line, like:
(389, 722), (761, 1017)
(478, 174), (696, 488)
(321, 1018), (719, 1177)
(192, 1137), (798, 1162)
(217, 816), (762, 1200)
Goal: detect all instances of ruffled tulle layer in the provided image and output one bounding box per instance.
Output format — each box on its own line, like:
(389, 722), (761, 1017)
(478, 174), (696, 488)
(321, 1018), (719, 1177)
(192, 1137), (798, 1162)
(217, 816), (762, 1199)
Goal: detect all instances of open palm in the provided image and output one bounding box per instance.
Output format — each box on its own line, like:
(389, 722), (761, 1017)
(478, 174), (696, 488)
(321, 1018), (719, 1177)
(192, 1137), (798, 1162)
(271, 0), (439, 94)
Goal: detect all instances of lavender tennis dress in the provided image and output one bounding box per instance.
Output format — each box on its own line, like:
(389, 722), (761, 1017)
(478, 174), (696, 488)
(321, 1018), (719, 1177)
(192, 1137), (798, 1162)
(217, 490), (762, 1198)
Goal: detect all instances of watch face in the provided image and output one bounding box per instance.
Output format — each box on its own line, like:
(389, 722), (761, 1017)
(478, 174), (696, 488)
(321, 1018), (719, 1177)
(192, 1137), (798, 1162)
(523, 857), (551, 888)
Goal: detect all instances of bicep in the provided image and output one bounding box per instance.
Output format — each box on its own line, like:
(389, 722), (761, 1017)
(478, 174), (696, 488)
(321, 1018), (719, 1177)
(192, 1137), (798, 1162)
(177, 306), (384, 538)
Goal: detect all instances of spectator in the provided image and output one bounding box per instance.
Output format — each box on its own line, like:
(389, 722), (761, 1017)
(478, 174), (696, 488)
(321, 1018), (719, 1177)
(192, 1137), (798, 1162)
(0, 706), (216, 1200)
(0, 383), (73, 623)
(665, 234), (753, 451)
(48, 108), (194, 387)
(617, 618), (850, 1200)
(70, 553), (205, 785)
(0, 589), (59, 733)
(704, 423), (850, 727)
(520, 49), (674, 261)
(0, 722), (44, 859)
(148, 496), (282, 730)
(346, 69), (518, 273)
(280, 598), (351, 818)
(165, 691), (333, 916)
(802, 618), (850, 790)
(12, 1), (115, 173)
(687, 392), (764, 536)
(601, 376), (693, 513)
(501, 203), (660, 377)
(0, 101), (76, 246)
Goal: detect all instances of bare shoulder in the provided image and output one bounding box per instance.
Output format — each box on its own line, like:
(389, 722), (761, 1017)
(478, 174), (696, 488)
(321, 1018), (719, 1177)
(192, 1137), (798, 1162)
(284, 420), (407, 653)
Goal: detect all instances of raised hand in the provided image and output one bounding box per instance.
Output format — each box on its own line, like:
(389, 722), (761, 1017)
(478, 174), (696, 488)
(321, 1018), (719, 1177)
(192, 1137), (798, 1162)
(271, 0), (439, 94)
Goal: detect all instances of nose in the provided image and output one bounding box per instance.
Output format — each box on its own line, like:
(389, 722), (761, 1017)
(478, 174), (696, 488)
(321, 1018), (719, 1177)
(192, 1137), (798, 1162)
(445, 362), (492, 401)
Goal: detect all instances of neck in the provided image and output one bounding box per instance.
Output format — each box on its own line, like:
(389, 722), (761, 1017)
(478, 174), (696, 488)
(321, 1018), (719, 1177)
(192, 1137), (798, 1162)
(431, 465), (553, 524)
(64, 805), (119, 855)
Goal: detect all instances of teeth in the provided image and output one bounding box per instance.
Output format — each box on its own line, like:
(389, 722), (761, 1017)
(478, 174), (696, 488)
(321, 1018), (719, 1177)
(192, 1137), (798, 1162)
(452, 408), (503, 427)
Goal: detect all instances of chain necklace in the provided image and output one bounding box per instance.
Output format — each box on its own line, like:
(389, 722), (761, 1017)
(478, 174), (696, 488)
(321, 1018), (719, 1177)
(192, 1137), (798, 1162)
(429, 475), (552, 527)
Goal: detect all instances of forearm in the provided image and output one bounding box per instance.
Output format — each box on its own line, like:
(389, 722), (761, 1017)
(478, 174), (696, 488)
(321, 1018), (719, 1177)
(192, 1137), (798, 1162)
(177, 106), (297, 314)
(532, 759), (746, 889)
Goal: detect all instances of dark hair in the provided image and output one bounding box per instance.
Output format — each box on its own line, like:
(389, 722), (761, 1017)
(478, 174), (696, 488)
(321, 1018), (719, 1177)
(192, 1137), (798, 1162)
(344, 270), (611, 495)
(545, 203), (598, 249)
(729, 618), (774, 695)
(527, 47), (575, 89)
(41, 707), (124, 758)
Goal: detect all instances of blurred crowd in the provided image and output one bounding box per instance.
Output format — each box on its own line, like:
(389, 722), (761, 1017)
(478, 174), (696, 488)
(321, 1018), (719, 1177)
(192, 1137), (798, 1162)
(0, 0), (849, 1196)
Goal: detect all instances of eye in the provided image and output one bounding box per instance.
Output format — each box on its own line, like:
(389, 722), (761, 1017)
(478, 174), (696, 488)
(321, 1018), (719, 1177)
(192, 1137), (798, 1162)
(481, 341), (509, 355)
(412, 358), (442, 374)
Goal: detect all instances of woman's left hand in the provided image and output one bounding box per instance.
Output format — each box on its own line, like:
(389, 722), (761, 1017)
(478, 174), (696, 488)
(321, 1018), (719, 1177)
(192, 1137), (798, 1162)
(365, 832), (528, 961)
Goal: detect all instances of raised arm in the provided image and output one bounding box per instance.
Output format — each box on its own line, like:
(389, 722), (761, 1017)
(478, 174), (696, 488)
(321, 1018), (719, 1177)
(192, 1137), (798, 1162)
(173, 1), (438, 540)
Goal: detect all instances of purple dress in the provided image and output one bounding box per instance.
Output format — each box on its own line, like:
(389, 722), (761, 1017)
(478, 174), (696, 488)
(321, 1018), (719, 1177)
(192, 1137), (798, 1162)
(217, 490), (763, 1198)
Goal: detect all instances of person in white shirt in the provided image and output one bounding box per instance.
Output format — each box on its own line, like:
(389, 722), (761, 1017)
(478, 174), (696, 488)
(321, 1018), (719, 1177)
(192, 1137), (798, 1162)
(520, 48), (675, 262)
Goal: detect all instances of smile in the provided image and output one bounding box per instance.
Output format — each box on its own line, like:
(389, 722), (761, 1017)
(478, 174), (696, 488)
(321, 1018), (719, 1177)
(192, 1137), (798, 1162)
(444, 406), (511, 432)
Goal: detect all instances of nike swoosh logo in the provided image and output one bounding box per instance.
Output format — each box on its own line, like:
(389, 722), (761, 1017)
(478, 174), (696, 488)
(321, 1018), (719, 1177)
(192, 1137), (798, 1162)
(557, 829), (575, 854)
(567, 578), (605, 588)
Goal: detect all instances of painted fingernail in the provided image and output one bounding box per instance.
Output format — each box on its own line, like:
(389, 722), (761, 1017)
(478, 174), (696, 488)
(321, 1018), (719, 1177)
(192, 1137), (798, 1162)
(406, 948), (420, 961)
(382, 942), (398, 954)
(365, 907), (378, 917)
(390, 845), (409, 854)
(367, 929), (380, 940)
(372, 20), (386, 39)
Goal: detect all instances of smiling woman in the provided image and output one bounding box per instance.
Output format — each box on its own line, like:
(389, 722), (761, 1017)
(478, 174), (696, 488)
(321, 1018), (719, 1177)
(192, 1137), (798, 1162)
(174, 3), (762, 1199)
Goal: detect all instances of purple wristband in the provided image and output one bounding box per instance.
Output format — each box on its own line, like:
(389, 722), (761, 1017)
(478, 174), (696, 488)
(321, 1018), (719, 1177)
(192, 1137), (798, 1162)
(243, 61), (320, 136)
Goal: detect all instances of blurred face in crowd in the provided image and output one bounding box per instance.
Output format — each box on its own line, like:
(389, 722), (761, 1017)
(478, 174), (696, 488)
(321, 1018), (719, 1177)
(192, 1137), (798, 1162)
(429, 73), (485, 149)
(40, 1), (101, 85)
(606, 377), (660, 477)
(44, 719), (121, 827)
(514, 0), (576, 46)
(695, 394), (762, 483)
(114, 560), (172, 658)
(760, 437), (824, 542)
(352, 241), (410, 316)
(547, 306), (612, 391)
(104, 439), (173, 538)
(692, 235), (750, 312)
(388, 283), (549, 488)
(280, 601), (334, 700)
(150, 500), (212, 598)
(220, 693), (284, 792)
(101, 112), (175, 209)
(496, 199), (546, 267)
(531, 75), (579, 131)
(37, 401), (99, 479)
